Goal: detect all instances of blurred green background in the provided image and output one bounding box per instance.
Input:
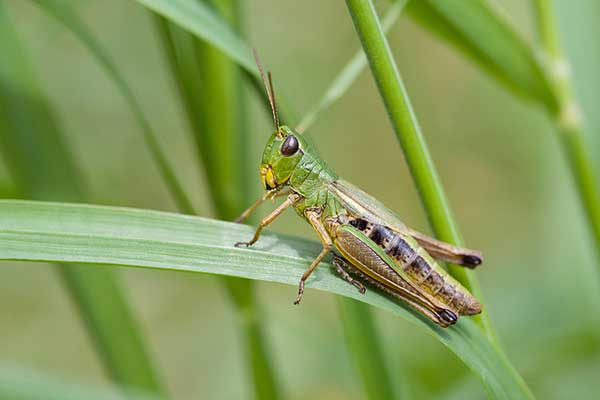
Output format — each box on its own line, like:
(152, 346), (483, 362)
(1, 0), (599, 398)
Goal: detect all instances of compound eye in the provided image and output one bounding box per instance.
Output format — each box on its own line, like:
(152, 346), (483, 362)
(281, 135), (299, 156)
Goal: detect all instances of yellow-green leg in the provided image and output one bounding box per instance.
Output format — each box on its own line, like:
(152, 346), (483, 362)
(235, 194), (299, 247)
(294, 208), (333, 305)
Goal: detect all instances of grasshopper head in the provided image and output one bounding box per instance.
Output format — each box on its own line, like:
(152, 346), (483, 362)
(260, 126), (305, 190)
(251, 51), (309, 190)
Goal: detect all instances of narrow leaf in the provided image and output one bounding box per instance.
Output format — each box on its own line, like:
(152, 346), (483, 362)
(531, 0), (600, 271)
(338, 299), (399, 400)
(0, 364), (159, 400)
(405, 0), (557, 112)
(0, 4), (163, 394)
(343, 1), (530, 397)
(133, 0), (298, 125)
(0, 200), (532, 399)
(154, 3), (281, 398)
(344, 0), (488, 329)
(134, 0), (255, 74)
(409, 0), (600, 279)
(30, 0), (196, 215)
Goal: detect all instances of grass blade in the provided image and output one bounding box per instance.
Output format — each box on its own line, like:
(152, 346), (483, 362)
(155, 16), (249, 220)
(0, 364), (160, 400)
(131, 0), (297, 125)
(29, 0), (195, 215)
(343, 0), (531, 397)
(153, 4), (397, 397)
(0, 4), (163, 394)
(338, 299), (399, 400)
(134, 0), (254, 73)
(406, 0), (600, 271)
(531, 0), (600, 273)
(153, 2), (281, 398)
(344, 0), (485, 328)
(0, 181), (19, 198)
(405, 0), (557, 111)
(0, 199), (534, 399)
(297, 3), (409, 397)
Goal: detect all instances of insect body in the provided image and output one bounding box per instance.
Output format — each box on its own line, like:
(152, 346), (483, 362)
(236, 53), (483, 327)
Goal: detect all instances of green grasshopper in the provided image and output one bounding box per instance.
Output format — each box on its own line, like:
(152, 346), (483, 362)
(236, 54), (483, 327)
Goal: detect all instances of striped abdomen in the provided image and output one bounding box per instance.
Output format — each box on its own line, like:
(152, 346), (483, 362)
(349, 218), (481, 316)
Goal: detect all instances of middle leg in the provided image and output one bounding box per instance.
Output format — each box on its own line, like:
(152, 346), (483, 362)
(331, 254), (366, 294)
(294, 208), (333, 305)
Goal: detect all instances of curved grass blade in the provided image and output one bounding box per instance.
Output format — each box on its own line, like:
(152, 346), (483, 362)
(0, 4), (163, 394)
(151, 4), (400, 397)
(407, 0), (600, 280)
(0, 199), (532, 399)
(134, 0), (255, 74)
(344, 0), (492, 332)
(531, 0), (600, 278)
(405, 0), (557, 112)
(153, 3), (281, 398)
(132, 0), (297, 125)
(27, 1), (281, 396)
(30, 0), (196, 215)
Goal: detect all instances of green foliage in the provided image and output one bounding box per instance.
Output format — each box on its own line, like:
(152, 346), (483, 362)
(1, 0), (599, 398)
(407, 0), (600, 268)
(0, 365), (159, 400)
(134, 0), (255, 73)
(0, 200), (533, 399)
(344, 0), (489, 332)
(0, 3), (163, 394)
(31, 0), (195, 215)
(154, 2), (279, 398)
(406, 0), (557, 111)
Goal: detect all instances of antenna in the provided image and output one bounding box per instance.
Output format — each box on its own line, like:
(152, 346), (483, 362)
(253, 49), (281, 137)
(267, 71), (280, 133)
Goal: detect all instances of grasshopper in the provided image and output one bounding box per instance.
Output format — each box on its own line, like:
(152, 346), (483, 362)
(236, 53), (483, 327)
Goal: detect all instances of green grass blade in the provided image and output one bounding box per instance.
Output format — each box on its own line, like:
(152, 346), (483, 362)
(0, 181), (19, 198)
(132, 0), (299, 125)
(297, 0), (407, 133)
(161, 15), (249, 220)
(0, 364), (160, 400)
(0, 4), (163, 394)
(296, 4), (409, 397)
(343, 1), (532, 397)
(338, 299), (399, 400)
(344, 0), (488, 329)
(405, 0), (557, 111)
(531, 0), (600, 273)
(0, 199), (534, 399)
(406, 0), (600, 269)
(29, 0), (195, 215)
(153, 2), (281, 398)
(153, 5), (396, 397)
(134, 0), (255, 74)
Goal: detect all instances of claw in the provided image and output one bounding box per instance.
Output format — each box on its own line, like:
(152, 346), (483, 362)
(235, 241), (250, 248)
(354, 282), (366, 294)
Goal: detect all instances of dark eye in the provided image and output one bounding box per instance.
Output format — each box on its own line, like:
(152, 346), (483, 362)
(281, 135), (299, 156)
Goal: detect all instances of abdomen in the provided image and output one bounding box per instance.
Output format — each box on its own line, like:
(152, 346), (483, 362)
(342, 218), (481, 316)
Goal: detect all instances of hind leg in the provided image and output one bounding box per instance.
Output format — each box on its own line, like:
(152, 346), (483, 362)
(331, 255), (455, 327)
(331, 254), (366, 294)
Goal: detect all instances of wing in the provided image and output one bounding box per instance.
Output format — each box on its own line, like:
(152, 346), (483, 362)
(329, 179), (482, 268)
(329, 179), (408, 232)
